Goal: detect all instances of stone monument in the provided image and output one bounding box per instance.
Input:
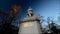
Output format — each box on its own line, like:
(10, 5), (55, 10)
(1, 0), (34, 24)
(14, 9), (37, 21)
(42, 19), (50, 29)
(18, 6), (42, 34)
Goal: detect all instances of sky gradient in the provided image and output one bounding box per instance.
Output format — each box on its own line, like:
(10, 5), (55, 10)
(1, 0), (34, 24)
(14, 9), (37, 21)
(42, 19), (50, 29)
(0, 0), (60, 28)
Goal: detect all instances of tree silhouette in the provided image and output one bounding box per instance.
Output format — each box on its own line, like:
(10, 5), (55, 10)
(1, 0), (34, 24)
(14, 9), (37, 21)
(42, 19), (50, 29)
(0, 5), (22, 34)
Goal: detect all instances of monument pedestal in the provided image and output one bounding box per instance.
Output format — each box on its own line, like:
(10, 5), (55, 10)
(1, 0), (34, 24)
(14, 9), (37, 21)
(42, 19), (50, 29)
(18, 16), (42, 34)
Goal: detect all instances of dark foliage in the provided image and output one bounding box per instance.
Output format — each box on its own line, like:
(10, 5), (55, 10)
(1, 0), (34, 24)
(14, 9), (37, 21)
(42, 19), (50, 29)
(0, 5), (22, 34)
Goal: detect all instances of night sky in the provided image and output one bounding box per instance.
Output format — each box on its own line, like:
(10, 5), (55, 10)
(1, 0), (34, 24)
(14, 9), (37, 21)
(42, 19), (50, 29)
(0, 0), (60, 28)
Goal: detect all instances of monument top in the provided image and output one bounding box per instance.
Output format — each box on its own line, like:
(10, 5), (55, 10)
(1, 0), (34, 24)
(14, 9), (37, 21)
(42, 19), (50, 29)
(20, 6), (40, 23)
(27, 6), (33, 17)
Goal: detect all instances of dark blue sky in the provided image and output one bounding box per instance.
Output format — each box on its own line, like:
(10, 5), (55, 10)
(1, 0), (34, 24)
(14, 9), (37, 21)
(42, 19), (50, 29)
(0, 0), (60, 27)
(0, 0), (34, 11)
